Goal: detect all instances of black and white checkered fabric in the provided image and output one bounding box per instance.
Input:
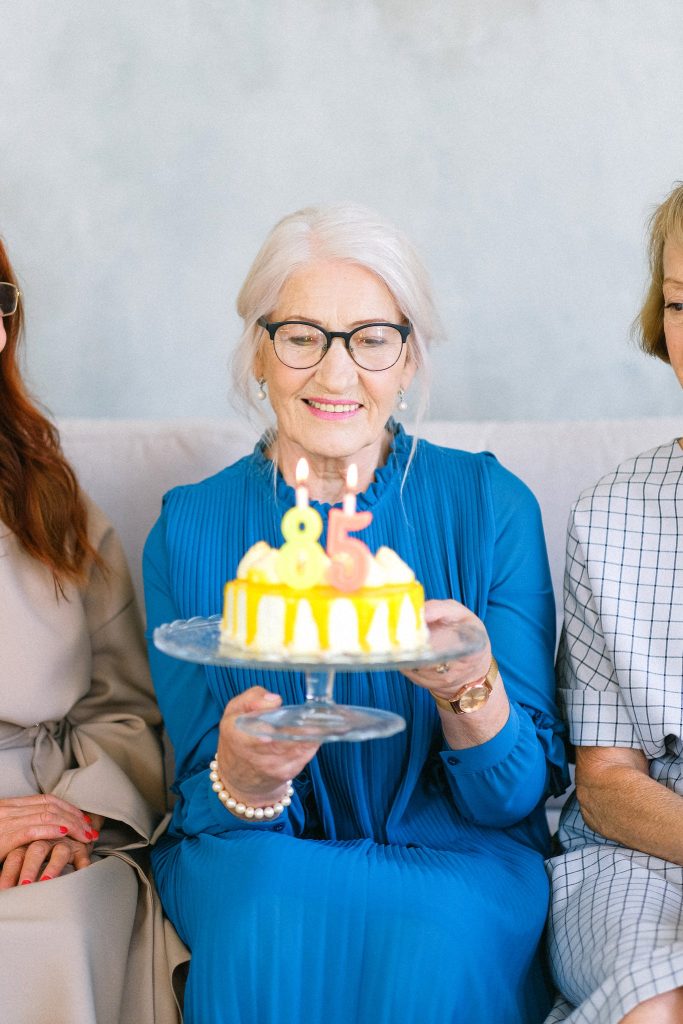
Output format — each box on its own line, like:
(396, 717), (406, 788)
(546, 441), (683, 1024)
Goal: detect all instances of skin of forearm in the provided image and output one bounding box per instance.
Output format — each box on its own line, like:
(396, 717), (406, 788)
(577, 762), (683, 864)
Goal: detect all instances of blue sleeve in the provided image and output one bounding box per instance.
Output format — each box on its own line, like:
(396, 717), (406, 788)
(440, 457), (569, 828)
(143, 500), (309, 838)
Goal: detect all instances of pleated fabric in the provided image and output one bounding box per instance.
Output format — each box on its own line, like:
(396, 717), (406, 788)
(144, 422), (568, 1024)
(153, 830), (550, 1024)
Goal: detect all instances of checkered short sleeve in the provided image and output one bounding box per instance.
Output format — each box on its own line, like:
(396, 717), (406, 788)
(557, 504), (640, 748)
(556, 443), (683, 758)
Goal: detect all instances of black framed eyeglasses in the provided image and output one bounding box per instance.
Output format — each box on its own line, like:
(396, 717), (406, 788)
(257, 317), (411, 371)
(0, 282), (20, 317)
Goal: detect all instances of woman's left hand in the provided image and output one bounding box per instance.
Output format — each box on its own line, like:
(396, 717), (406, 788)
(401, 599), (491, 698)
(0, 811), (104, 889)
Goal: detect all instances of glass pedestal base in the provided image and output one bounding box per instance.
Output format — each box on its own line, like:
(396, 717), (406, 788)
(236, 702), (406, 742)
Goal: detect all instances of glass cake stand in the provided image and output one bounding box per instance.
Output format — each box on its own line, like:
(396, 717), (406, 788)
(154, 614), (488, 743)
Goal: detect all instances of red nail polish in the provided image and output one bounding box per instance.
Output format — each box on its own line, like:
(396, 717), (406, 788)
(91, 829), (99, 839)
(40, 875), (52, 881)
(59, 826), (68, 834)
(85, 831), (93, 840)
(83, 814), (92, 824)
(20, 879), (31, 885)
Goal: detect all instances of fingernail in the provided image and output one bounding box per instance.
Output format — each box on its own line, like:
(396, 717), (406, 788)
(263, 694), (279, 703)
(83, 814), (92, 823)
(59, 826), (68, 834)
(84, 830), (94, 840)
(40, 875), (52, 881)
(91, 829), (99, 839)
(20, 879), (31, 885)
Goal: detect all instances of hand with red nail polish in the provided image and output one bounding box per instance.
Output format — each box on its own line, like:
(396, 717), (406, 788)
(80, 812), (104, 842)
(0, 794), (100, 889)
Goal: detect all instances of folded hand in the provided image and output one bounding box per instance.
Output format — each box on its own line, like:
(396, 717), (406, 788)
(0, 794), (101, 889)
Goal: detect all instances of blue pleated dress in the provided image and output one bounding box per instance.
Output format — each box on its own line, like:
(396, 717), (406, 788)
(144, 423), (568, 1024)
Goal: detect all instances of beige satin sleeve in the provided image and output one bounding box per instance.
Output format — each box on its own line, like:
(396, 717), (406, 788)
(49, 500), (168, 849)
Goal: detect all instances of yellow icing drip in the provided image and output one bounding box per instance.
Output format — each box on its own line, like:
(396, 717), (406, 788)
(222, 579), (426, 654)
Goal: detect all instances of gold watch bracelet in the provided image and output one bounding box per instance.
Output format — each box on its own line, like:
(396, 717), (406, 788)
(430, 656), (499, 715)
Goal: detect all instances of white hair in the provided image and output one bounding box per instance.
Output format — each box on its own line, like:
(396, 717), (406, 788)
(231, 203), (443, 436)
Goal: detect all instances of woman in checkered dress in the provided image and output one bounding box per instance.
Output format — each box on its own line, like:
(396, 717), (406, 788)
(546, 183), (683, 1023)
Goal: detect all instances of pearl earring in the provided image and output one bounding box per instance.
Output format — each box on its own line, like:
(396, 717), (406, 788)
(256, 378), (267, 401)
(397, 387), (408, 412)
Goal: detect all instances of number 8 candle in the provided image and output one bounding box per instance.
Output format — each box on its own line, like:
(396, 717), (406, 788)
(295, 457), (309, 509)
(276, 457), (328, 589)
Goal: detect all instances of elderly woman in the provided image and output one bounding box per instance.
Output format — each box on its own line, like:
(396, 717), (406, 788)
(0, 238), (178, 1022)
(144, 203), (567, 1024)
(547, 183), (683, 1024)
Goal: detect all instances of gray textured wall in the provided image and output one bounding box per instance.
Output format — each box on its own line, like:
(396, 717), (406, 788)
(2, 0), (682, 421)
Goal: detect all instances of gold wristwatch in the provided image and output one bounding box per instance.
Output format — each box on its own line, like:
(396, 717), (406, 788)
(431, 657), (498, 715)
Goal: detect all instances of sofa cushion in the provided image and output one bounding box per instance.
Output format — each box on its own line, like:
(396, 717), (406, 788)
(58, 416), (681, 624)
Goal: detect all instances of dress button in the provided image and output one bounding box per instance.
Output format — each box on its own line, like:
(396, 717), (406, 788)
(273, 823), (284, 832)
(447, 755), (459, 766)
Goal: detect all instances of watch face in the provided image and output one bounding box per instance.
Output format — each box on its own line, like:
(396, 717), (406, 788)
(458, 684), (490, 713)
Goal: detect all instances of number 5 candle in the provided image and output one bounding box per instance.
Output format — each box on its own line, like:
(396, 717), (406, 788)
(328, 463), (372, 592)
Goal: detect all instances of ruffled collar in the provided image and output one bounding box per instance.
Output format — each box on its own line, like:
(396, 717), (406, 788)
(251, 419), (413, 514)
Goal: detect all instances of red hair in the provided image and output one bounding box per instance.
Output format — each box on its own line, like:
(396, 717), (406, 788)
(0, 238), (103, 585)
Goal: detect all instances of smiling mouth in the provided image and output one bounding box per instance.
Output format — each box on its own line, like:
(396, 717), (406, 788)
(304, 399), (361, 413)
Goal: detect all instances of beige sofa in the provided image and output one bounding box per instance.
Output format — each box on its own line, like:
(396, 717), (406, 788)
(58, 415), (682, 826)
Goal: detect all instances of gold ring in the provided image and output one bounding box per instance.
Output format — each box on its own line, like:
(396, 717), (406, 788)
(435, 662), (450, 674)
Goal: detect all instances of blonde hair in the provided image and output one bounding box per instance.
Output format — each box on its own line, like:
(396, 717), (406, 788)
(635, 182), (683, 363)
(231, 203), (443, 427)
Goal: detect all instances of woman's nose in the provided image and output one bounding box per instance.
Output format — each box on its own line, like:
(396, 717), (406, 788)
(314, 337), (359, 388)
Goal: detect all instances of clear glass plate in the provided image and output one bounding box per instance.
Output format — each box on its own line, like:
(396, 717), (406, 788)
(153, 614), (486, 671)
(154, 614), (487, 743)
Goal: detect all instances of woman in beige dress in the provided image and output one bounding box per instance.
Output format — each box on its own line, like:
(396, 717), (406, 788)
(0, 239), (179, 1023)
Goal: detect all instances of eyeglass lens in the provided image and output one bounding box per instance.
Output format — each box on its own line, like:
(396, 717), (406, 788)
(273, 323), (404, 370)
(0, 283), (18, 316)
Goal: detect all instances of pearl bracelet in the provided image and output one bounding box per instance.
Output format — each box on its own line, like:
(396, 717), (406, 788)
(209, 757), (294, 820)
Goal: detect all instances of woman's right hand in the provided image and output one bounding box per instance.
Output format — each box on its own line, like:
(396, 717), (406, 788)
(216, 687), (319, 809)
(0, 794), (98, 888)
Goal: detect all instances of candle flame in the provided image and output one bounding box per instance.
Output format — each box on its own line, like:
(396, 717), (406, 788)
(346, 463), (358, 490)
(296, 458), (309, 485)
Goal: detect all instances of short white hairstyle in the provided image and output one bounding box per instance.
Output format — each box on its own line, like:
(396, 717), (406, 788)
(231, 203), (443, 428)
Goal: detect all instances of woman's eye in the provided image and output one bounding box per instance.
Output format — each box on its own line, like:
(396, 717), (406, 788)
(357, 334), (386, 347)
(666, 302), (683, 311)
(288, 334), (318, 347)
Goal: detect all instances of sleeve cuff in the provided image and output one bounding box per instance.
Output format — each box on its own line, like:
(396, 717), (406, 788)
(201, 773), (292, 832)
(440, 702), (519, 775)
(559, 687), (640, 748)
(171, 769), (293, 836)
(51, 761), (161, 848)
(439, 702), (552, 827)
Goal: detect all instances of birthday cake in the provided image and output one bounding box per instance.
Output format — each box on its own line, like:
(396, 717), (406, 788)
(221, 541), (427, 656)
